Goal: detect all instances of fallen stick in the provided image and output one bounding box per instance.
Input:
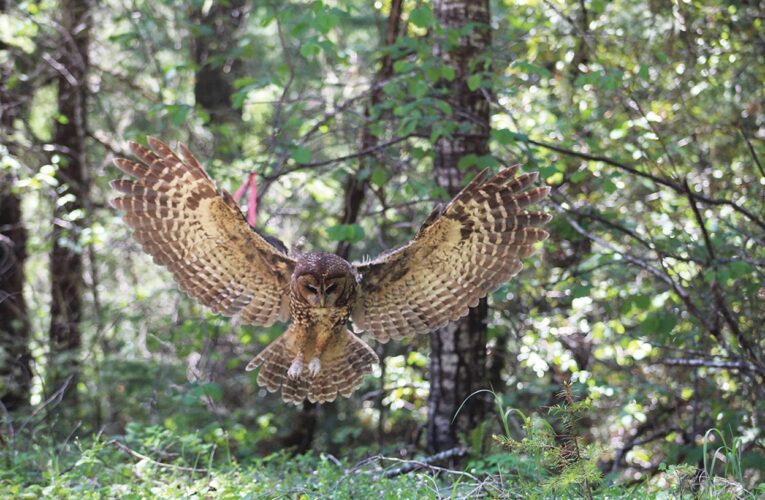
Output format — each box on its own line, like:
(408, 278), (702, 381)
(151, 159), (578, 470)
(108, 440), (208, 474)
(383, 447), (469, 478)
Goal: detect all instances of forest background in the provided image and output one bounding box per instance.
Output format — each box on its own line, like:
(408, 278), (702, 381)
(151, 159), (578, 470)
(1, 0), (764, 497)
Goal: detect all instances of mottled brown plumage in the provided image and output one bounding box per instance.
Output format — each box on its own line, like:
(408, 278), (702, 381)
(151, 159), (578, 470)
(111, 138), (551, 405)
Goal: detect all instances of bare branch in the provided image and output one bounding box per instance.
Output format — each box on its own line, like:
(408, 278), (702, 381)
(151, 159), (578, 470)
(108, 440), (208, 474)
(661, 358), (765, 376)
(381, 447), (470, 478)
(739, 127), (765, 178)
(263, 135), (414, 180)
(527, 136), (765, 233)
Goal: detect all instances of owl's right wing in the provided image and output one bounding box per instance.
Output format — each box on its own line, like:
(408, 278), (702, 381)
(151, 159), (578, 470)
(352, 166), (551, 342)
(110, 138), (295, 326)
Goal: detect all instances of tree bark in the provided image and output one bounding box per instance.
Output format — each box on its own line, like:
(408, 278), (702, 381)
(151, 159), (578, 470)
(427, 0), (492, 452)
(283, 0), (406, 454)
(189, 0), (248, 127)
(333, 0), (404, 453)
(335, 0), (403, 258)
(0, 183), (31, 412)
(48, 0), (91, 405)
(0, 0), (32, 413)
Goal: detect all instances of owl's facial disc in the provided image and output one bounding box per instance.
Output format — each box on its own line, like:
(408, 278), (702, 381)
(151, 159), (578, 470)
(295, 274), (322, 306)
(321, 277), (345, 307)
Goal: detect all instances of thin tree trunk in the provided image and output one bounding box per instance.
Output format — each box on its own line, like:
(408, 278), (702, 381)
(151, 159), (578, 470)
(427, 0), (492, 452)
(335, 0), (403, 257)
(0, 182), (31, 412)
(0, 0), (32, 413)
(283, 0), (404, 452)
(333, 0), (404, 453)
(189, 0), (248, 127)
(48, 0), (91, 406)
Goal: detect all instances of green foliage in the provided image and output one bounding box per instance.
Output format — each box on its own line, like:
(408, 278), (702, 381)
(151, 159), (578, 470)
(0, 428), (439, 498)
(484, 384), (603, 499)
(325, 223), (365, 243)
(7, 422), (750, 499)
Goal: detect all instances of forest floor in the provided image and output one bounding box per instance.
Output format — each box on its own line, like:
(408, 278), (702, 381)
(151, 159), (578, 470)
(2, 426), (759, 499)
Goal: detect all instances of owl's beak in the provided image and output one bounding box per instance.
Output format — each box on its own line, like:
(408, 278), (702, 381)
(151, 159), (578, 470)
(319, 294), (326, 307)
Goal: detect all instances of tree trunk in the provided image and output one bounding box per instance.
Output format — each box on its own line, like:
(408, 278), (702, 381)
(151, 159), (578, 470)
(189, 0), (248, 127)
(335, 0), (403, 258)
(427, 0), (492, 452)
(48, 0), (91, 405)
(0, 182), (31, 413)
(0, 1), (32, 413)
(284, 0), (406, 454)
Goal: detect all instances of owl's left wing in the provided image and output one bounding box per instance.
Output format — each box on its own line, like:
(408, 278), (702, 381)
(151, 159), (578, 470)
(110, 138), (295, 326)
(352, 167), (551, 342)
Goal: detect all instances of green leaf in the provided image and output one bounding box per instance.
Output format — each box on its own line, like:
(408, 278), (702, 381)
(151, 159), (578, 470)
(300, 41), (321, 58)
(290, 146), (312, 164)
(370, 167), (388, 188)
(201, 382), (222, 402)
(572, 285), (592, 298)
(570, 170), (588, 183)
(491, 128), (515, 145)
(431, 100), (451, 116)
(369, 122), (384, 138)
(411, 146), (429, 160)
(313, 11), (338, 33)
(146, 335), (162, 353)
(425, 65), (441, 82)
(457, 154), (479, 170)
(325, 224), (365, 243)
(634, 295), (651, 310)
(393, 59), (414, 73)
(409, 6), (433, 28)
(538, 165), (558, 180)
(726, 260), (754, 279)
(511, 60), (552, 79)
(467, 74), (482, 91)
(411, 80), (429, 98)
(640, 311), (677, 336)
(476, 155), (499, 168)
(164, 105), (191, 127)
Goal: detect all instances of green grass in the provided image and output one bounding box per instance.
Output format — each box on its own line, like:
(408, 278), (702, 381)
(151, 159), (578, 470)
(1, 421), (762, 498)
(0, 424), (496, 499)
(1, 441), (442, 499)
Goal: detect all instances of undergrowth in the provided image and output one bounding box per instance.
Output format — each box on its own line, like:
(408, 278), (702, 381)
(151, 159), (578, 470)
(2, 385), (763, 499)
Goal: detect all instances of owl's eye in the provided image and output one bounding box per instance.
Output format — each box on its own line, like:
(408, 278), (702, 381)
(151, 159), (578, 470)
(304, 284), (318, 294)
(325, 283), (338, 294)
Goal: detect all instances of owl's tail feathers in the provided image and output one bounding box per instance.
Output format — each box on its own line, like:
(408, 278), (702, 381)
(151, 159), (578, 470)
(307, 330), (379, 404)
(245, 329), (379, 406)
(245, 333), (292, 394)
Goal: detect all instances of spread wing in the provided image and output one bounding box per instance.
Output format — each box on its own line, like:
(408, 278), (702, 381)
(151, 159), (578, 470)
(110, 137), (295, 326)
(352, 166), (551, 342)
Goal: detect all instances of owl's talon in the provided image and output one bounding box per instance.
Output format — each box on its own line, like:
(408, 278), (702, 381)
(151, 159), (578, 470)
(287, 359), (304, 379)
(307, 357), (321, 378)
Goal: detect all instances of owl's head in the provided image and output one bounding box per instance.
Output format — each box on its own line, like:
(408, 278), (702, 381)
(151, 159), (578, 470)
(292, 253), (357, 308)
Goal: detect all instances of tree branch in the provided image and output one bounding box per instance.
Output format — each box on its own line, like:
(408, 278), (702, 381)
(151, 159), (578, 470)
(660, 358), (765, 376)
(108, 440), (208, 474)
(525, 136), (765, 233)
(382, 447), (469, 478)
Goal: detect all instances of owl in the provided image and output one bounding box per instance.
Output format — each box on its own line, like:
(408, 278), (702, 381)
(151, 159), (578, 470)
(111, 138), (551, 405)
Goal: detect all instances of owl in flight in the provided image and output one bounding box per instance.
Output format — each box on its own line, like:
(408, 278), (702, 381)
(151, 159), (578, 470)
(111, 138), (551, 405)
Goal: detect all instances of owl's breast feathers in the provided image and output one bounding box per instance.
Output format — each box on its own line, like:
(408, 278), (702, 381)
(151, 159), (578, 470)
(290, 300), (352, 337)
